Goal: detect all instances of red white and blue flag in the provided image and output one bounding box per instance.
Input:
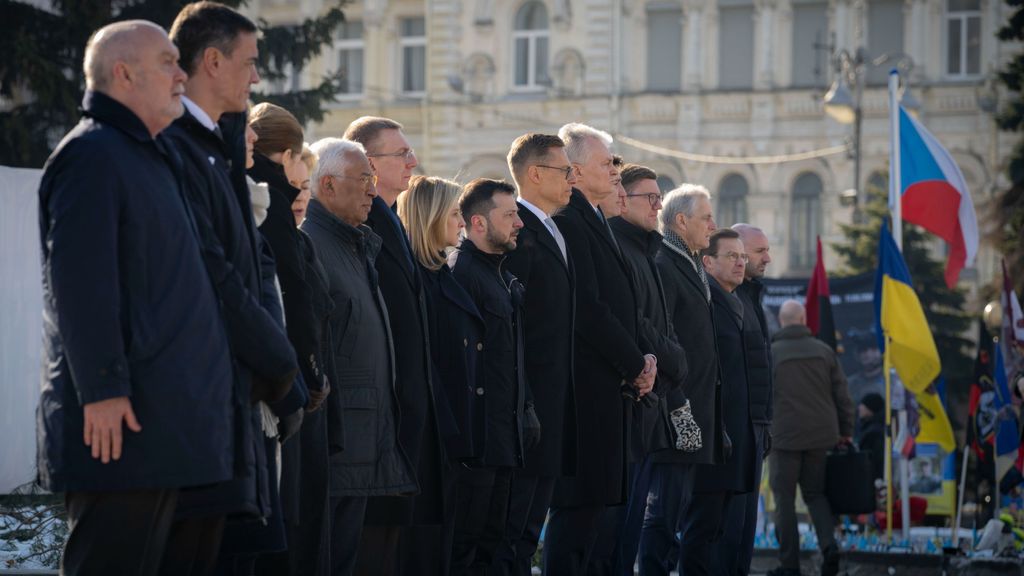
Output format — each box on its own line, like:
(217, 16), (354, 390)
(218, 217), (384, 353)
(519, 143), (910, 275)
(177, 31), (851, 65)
(896, 106), (978, 288)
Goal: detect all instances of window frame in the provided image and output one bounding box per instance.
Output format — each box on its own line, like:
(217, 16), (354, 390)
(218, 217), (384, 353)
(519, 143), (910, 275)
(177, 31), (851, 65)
(789, 172), (823, 271)
(335, 20), (365, 99)
(511, 2), (551, 92)
(399, 16), (427, 97)
(945, 0), (982, 79)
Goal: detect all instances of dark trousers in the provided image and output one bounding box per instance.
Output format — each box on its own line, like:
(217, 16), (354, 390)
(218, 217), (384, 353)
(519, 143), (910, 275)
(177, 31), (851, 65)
(63, 489), (178, 576)
(541, 505), (605, 576)
(330, 496), (368, 576)
(637, 464), (695, 576)
(355, 525), (401, 576)
(712, 425), (767, 576)
(587, 460), (649, 576)
(451, 466), (513, 575)
(770, 448), (836, 571)
(679, 491), (732, 576)
(494, 474), (556, 576)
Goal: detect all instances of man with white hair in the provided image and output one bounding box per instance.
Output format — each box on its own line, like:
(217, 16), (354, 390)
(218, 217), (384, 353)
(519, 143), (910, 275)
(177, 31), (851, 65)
(546, 123), (657, 575)
(641, 184), (724, 575)
(37, 20), (236, 574)
(301, 138), (417, 576)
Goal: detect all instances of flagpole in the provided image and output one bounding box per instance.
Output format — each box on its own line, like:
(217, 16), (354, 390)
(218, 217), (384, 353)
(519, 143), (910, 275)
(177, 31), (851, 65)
(884, 337), (894, 544)
(953, 444), (969, 549)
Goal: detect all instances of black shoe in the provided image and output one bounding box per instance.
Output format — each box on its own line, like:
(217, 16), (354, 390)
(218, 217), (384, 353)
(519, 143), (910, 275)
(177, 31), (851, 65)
(766, 567), (801, 576)
(821, 543), (840, 576)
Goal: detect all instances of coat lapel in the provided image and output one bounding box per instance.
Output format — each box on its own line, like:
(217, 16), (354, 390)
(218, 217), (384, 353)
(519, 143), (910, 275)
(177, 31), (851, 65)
(368, 203), (417, 289)
(517, 202), (568, 270)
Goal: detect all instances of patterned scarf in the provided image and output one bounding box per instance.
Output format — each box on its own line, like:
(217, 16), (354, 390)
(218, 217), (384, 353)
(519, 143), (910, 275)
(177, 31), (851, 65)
(662, 229), (710, 302)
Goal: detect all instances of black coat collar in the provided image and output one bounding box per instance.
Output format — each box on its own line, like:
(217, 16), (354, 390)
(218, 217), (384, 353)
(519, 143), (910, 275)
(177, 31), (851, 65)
(517, 201), (567, 267)
(609, 216), (661, 258)
(81, 90), (155, 144)
(249, 153), (300, 203)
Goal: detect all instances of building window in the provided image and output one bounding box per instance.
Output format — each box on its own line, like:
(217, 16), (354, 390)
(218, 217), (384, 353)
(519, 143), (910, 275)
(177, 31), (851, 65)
(946, 0), (981, 77)
(790, 1), (828, 88)
(790, 172), (822, 270)
(336, 20), (364, 96)
(646, 2), (683, 92)
(718, 173), (749, 226)
(866, 0), (904, 85)
(513, 1), (550, 89)
(717, 0), (754, 89)
(400, 17), (427, 94)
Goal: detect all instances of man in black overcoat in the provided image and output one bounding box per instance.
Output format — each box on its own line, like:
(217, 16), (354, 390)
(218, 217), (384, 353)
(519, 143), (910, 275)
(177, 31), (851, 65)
(36, 21), (236, 575)
(498, 133), (578, 576)
(545, 123), (657, 576)
(343, 116), (448, 570)
(640, 185), (724, 576)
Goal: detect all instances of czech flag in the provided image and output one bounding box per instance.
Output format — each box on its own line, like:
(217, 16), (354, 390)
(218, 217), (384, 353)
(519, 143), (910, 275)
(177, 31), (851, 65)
(897, 106), (978, 288)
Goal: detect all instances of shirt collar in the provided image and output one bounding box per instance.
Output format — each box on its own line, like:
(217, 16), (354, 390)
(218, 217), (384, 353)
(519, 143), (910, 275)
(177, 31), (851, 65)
(518, 196), (551, 222)
(182, 96), (217, 133)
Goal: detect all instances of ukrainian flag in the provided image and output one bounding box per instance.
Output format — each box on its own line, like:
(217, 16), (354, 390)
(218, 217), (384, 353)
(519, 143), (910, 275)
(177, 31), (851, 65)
(873, 223), (955, 452)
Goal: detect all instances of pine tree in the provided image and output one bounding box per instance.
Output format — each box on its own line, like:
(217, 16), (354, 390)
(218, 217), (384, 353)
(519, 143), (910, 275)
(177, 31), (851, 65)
(0, 0), (345, 168)
(993, 0), (1024, 289)
(833, 174), (974, 389)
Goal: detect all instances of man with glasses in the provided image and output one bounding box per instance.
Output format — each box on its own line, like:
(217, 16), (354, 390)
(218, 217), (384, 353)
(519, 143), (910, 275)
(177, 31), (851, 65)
(303, 137), (417, 576)
(498, 133), (579, 576)
(343, 116), (448, 571)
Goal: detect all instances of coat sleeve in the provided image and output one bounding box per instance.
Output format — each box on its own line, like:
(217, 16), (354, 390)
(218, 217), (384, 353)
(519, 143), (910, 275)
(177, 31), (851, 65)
(178, 155), (298, 383)
(556, 213), (645, 383)
(42, 141), (132, 405)
(830, 350), (855, 438)
(259, 235), (308, 415)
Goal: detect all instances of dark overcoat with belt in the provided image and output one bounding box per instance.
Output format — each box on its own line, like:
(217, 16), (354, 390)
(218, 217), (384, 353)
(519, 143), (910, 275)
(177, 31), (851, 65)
(503, 202), (577, 477)
(551, 189), (646, 506)
(364, 197), (447, 524)
(36, 91), (235, 493)
(652, 243), (724, 466)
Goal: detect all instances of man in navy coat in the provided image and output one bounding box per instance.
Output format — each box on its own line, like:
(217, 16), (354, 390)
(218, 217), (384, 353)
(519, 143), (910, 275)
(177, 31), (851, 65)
(37, 21), (234, 575)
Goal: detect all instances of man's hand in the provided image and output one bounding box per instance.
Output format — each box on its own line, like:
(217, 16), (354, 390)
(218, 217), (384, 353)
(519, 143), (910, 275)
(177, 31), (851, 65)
(307, 381), (330, 413)
(83, 396), (141, 464)
(634, 354), (658, 396)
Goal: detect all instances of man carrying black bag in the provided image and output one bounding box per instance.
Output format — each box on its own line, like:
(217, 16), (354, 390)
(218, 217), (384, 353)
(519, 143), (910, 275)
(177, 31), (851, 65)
(768, 300), (854, 576)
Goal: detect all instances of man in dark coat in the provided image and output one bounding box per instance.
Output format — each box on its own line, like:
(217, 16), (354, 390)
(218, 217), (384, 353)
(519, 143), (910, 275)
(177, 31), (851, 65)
(343, 116), (448, 568)
(449, 178), (535, 574)
(36, 21), (235, 575)
(498, 133), (578, 576)
(608, 164), (688, 575)
(712, 224), (775, 576)
(768, 300), (853, 576)
(302, 138), (417, 576)
(165, 4), (299, 572)
(690, 228), (759, 576)
(546, 123), (657, 576)
(641, 185), (724, 576)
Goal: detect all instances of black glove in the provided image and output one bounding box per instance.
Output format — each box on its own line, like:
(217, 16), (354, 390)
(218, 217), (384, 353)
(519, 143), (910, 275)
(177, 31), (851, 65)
(721, 427), (733, 462)
(278, 407), (304, 443)
(523, 403), (542, 452)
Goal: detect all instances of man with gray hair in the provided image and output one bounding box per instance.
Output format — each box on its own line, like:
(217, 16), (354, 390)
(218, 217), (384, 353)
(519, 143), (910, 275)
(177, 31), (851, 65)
(302, 137), (417, 576)
(37, 20), (236, 574)
(546, 122), (657, 575)
(640, 184), (724, 576)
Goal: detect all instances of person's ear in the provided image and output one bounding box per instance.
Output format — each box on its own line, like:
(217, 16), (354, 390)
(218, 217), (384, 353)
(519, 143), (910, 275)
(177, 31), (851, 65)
(201, 46), (222, 76)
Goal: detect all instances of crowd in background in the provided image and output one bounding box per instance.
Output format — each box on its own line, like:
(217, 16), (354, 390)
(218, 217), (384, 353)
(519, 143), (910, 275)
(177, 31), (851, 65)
(36, 3), (863, 576)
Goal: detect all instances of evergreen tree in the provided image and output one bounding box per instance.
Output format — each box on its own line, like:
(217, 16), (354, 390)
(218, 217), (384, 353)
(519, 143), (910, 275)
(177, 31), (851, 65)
(993, 0), (1024, 289)
(833, 174), (974, 390)
(0, 0), (344, 168)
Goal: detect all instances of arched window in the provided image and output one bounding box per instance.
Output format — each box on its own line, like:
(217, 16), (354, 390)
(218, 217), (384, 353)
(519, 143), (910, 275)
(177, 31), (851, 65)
(513, 2), (550, 89)
(656, 175), (677, 193)
(718, 173), (749, 226)
(790, 172), (822, 270)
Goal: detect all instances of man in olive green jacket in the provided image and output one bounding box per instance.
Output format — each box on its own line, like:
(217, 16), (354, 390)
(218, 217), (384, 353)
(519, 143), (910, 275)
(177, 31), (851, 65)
(768, 300), (854, 576)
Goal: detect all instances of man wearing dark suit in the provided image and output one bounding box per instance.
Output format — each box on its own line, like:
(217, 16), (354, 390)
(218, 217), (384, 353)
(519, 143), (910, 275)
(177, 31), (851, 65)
(641, 185), (724, 576)
(497, 133), (579, 576)
(545, 123), (657, 576)
(343, 116), (447, 571)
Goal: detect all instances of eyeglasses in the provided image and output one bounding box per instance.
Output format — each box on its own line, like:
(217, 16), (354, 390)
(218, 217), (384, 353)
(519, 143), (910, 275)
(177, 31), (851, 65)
(626, 193), (661, 208)
(709, 251), (749, 263)
(329, 173), (377, 189)
(534, 164), (574, 181)
(368, 148), (416, 161)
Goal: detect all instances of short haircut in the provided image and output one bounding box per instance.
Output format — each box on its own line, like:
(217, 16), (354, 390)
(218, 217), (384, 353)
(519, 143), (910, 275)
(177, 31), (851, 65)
(308, 137), (366, 197)
(506, 133), (565, 182)
(170, 1), (257, 76)
(249, 102), (303, 157)
(620, 163), (658, 192)
(659, 184), (711, 233)
(460, 178), (517, 223)
(397, 175), (464, 271)
(558, 122), (613, 165)
(705, 228), (741, 257)
(343, 116), (403, 151)
(84, 21), (163, 91)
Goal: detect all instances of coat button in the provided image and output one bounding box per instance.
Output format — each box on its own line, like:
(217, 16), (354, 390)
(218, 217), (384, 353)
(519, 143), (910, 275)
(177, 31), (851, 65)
(476, 387), (485, 396)
(476, 342), (483, 351)
(463, 338), (468, 347)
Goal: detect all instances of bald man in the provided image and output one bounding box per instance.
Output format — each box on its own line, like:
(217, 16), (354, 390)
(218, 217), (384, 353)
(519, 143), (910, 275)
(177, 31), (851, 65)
(767, 300), (854, 576)
(37, 21), (235, 575)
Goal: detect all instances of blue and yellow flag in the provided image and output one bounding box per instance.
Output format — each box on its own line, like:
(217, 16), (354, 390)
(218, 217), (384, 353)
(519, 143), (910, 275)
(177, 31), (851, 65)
(873, 223), (955, 451)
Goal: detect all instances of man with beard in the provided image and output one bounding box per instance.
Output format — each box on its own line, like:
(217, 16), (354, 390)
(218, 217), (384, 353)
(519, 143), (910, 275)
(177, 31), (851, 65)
(449, 178), (530, 574)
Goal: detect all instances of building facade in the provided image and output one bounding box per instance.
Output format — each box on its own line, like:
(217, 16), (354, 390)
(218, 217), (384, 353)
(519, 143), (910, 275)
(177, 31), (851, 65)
(252, 0), (1014, 289)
